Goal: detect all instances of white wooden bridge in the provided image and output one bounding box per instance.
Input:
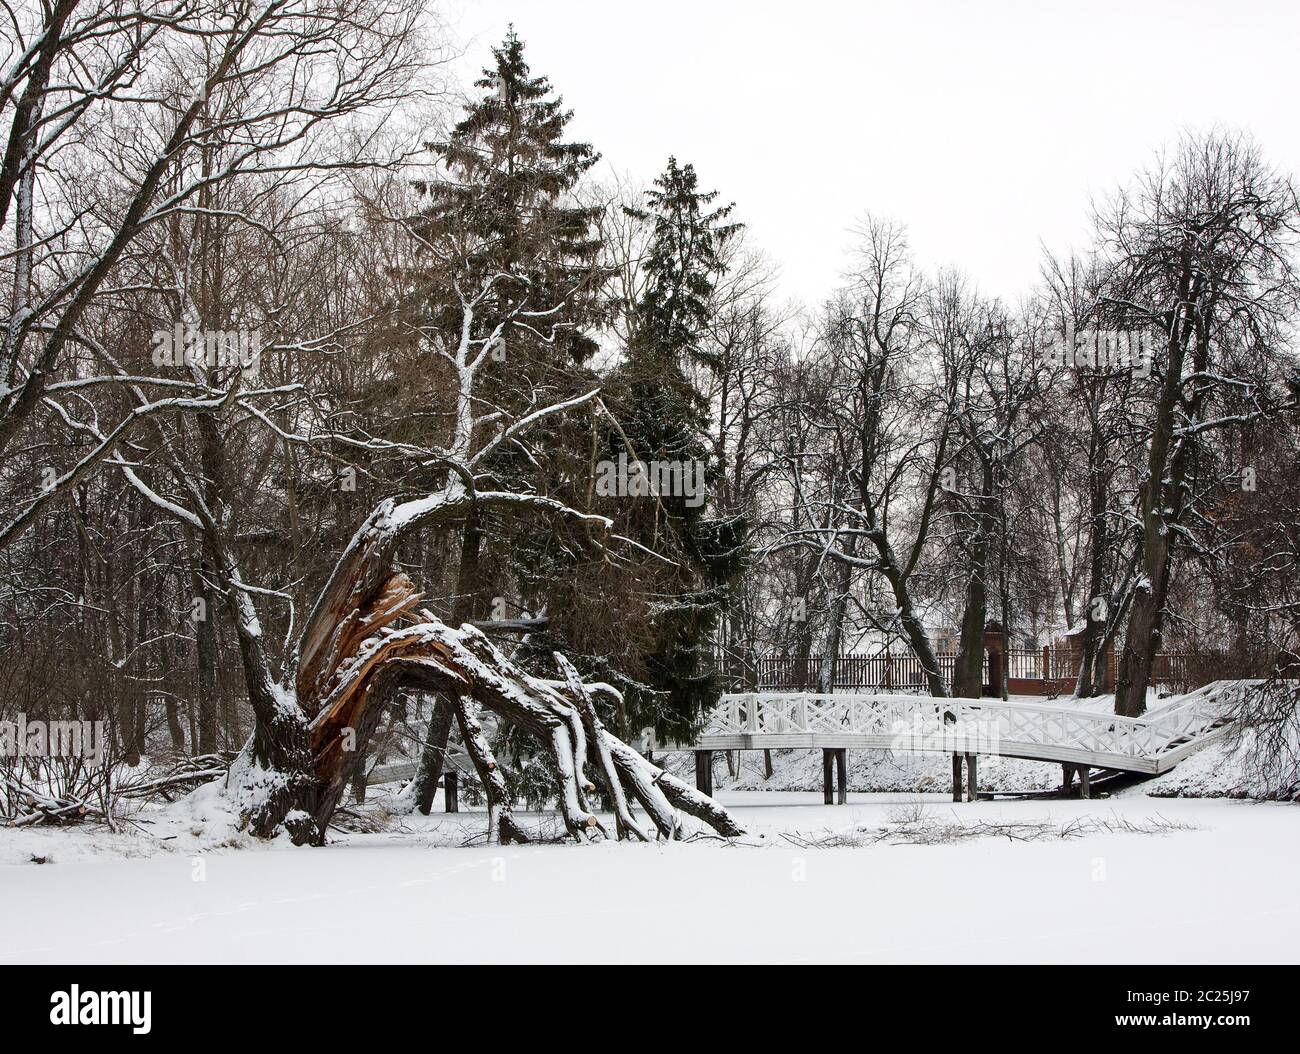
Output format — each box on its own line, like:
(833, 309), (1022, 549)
(673, 681), (1242, 801)
(360, 683), (1243, 810)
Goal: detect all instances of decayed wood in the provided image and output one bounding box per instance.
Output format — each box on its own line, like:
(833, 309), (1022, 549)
(118, 755), (230, 801)
(233, 485), (741, 845)
(287, 614), (743, 843)
(2, 773), (100, 827)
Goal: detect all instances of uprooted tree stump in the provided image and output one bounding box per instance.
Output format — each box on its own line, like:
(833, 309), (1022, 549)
(218, 485), (742, 846)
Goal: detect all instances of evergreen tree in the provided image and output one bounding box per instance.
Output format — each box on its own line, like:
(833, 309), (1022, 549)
(603, 158), (748, 740)
(402, 27), (607, 616)
(417, 26), (603, 376)
(394, 29), (608, 810)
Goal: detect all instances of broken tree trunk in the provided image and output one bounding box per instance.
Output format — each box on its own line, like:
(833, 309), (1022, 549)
(223, 486), (743, 846)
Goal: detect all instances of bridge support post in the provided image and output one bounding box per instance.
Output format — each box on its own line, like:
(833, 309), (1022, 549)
(1078, 766), (1091, 799)
(965, 752), (978, 802)
(835, 748), (847, 804)
(694, 751), (713, 796)
(444, 771), (459, 813)
(952, 752), (963, 802)
(1061, 764), (1074, 795)
(822, 749), (834, 805)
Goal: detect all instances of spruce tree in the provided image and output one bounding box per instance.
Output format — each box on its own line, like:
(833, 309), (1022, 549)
(404, 27), (607, 613)
(604, 158), (748, 741)
(397, 29), (607, 809)
(416, 26), (603, 376)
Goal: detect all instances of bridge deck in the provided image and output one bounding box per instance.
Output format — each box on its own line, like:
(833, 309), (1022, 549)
(674, 681), (1243, 775)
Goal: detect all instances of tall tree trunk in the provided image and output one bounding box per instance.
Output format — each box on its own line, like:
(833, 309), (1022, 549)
(1116, 276), (1203, 717)
(953, 567), (987, 699)
(413, 507), (485, 812)
(856, 464), (948, 698)
(410, 699), (455, 814)
(158, 575), (186, 751)
(192, 561), (219, 755)
(817, 558), (852, 693)
(1074, 472), (1109, 697)
(953, 517), (990, 700)
(955, 456), (997, 700)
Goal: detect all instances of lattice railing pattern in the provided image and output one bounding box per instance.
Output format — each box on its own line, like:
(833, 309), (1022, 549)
(704, 682), (1240, 764)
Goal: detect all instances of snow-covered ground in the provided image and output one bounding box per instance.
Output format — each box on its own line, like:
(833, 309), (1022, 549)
(4, 787), (1297, 964)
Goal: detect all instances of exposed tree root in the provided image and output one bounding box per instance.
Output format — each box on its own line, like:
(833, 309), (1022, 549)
(220, 491), (743, 845)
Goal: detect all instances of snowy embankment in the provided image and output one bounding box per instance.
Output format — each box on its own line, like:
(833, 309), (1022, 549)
(3, 791), (1298, 964)
(1145, 729), (1278, 799)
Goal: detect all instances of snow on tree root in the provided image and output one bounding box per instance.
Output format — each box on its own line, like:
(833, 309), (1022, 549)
(223, 600), (743, 845)
(210, 477), (741, 845)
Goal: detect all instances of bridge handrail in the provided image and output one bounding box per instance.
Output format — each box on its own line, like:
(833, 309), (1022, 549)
(717, 692), (1150, 729)
(711, 685), (1240, 757)
(718, 689), (1233, 729)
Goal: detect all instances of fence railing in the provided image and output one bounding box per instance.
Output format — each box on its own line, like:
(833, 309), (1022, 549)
(741, 648), (1213, 694)
(752, 652), (980, 693)
(1004, 648), (1076, 681)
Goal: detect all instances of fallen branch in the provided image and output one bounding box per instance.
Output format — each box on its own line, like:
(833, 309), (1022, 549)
(117, 755), (230, 802)
(2, 772), (103, 828)
(779, 811), (1198, 848)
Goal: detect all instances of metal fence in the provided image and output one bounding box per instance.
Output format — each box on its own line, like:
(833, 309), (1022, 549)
(744, 648), (1206, 694)
(752, 652), (977, 692)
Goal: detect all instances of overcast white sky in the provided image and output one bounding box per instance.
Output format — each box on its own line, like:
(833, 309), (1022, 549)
(443, 0), (1300, 308)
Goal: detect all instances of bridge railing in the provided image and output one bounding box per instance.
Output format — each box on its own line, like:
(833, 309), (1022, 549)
(711, 689), (1235, 759)
(1132, 680), (1248, 758)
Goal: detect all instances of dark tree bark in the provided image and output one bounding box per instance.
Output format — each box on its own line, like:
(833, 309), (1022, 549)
(1116, 272), (1199, 717)
(412, 503), (487, 812)
(410, 700), (454, 815)
(953, 461), (995, 699)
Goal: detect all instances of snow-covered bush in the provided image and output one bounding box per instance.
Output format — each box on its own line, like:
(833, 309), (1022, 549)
(1230, 675), (1300, 800)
